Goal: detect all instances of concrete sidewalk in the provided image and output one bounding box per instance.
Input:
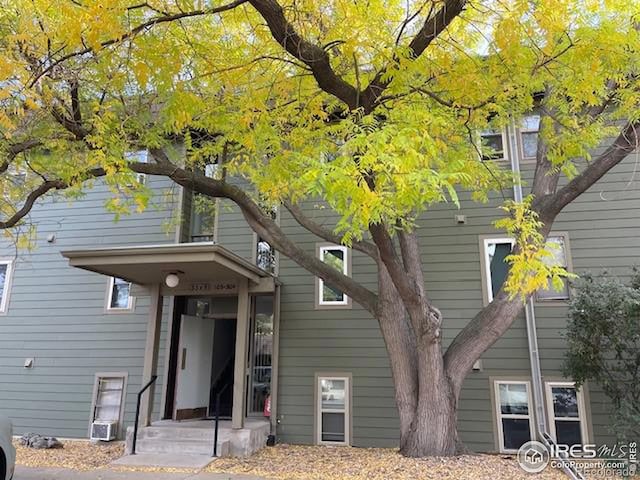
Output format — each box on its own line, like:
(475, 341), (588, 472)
(14, 466), (269, 480)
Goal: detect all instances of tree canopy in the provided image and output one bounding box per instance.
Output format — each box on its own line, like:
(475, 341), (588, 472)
(1, 1), (640, 456)
(1, 2), (638, 269)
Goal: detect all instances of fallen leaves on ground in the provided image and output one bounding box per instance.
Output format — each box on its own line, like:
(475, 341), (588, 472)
(207, 444), (568, 480)
(14, 439), (124, 470)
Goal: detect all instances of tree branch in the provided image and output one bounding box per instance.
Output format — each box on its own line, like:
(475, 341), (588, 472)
(360, 0), (467, 113)
(28, 0), (249, 87)
(247, 0), (359, 109)
(283, 201), (378, 258)
(535, 120), (640, 220)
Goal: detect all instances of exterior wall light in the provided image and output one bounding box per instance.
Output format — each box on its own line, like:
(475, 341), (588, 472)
(165, 273), (180, 288)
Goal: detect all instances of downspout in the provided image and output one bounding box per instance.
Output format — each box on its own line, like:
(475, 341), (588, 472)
(507, 121), (584, 480)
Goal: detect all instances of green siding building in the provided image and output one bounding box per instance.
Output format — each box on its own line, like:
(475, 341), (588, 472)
(0, 119), (637, 457)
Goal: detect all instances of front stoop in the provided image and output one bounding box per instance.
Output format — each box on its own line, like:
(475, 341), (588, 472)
(119, 418), (270, 467)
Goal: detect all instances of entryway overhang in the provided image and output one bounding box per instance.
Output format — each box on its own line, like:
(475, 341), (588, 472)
(61, 242), (277, 294)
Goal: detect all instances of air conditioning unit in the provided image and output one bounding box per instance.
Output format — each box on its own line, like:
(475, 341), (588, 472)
(90, 421), (117, 441)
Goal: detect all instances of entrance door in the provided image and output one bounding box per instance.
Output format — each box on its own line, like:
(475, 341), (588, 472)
(208, 318), (236, 418)
(175, 315), (215, 420)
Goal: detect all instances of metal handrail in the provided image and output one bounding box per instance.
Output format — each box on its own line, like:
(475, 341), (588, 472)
(131, 375), (158, 455)
(212, 382), (231, 457)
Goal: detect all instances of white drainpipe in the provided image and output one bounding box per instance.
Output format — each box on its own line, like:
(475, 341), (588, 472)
(507, 121), (584, 480)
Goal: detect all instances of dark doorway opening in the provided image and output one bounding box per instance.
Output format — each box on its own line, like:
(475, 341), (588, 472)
(208, 318), (236, 418)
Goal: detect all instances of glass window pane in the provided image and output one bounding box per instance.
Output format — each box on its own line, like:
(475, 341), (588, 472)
(95, 406), (120, 422)
(256, 240), (276, 273)
(544, 237), (567, 267)
(322, 283), (344, 303)
(110, 278), (131, 309)
(502, 418), (531, 450)
(552, 387), (579, 418)
(321, 412), (345, 442)
(521, 115), (540, 131)
(481, 132), (505, 160)
(499, 383), (529, 415)
(555, 420), (582, 446)
(537, 277), (569, 300)
(488, 242), (512, 299)
(321, 379), (346, 410)
(320, 248), (346, 303)
(250, 296), (274, 414)
(0, 264), (7, 303)
(522, 132), (538, 158)
(97, 390), (121, 407)
(323, 249), (344, 272)
(100, 378), (124, 390)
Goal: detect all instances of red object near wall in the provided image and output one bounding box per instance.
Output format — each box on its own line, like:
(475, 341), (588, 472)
(263, 395), (271, 418)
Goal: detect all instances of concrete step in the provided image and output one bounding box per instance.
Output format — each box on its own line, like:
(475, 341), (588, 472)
(112, 452), (216, 469)
(135, 438), (230, 457)
(138, 426), (230, 441)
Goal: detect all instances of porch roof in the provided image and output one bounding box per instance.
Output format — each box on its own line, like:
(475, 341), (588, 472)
(61, 242), (271, 285)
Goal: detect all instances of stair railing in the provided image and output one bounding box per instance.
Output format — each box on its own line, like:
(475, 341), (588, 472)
(212, 382), (232, 457)
(131, 375), (158, 455)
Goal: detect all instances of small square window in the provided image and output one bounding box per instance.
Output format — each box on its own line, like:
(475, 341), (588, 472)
(535, 235), (571, 302)
(494, 380), (534, 453)
(480, 129), (508, 161)
(317, 245), (350, 307)
(0, 260), (14, 313)
(107, 277), (134, 311)
(317, 375), (350, 445)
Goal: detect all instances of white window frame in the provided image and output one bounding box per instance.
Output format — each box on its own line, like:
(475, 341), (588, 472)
(518, 114), (541, 160)
(479, 128), (509, 162)
(482, 237), (515, 303)
(317, 245), (350, 307)
(494, 380), (535, 453)
(0, 259), (14, 314)
(545, 381), (589, 445)
(535, 234), (571, 302)
(106, 277), (135, 312)
(316, 375), (350, 446)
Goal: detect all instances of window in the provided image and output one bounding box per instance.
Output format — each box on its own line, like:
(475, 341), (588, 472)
(107, 277), (134, 311)
(536, 235), (570, 301)
(481, 238), (515, 303)
(125, 150), (148, 184)
(480, 129), (508, 161)
(317, 375), (350, 445)
(90, 373), (127, 435)
(0, 260), (13, 313)
(545, 382), (588, 446)
(519, 115), (540, 159)
(494, 380), (534, 452)
(256, 237), (276, 274)
(317, 245), (350, 307)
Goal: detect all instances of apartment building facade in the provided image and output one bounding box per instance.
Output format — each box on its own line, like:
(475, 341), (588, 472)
(0, 117), (637, 456)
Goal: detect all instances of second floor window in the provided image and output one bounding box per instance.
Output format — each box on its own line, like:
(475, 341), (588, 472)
(519, 115), (540, 159)
(480, 129), (508, 161)
(481, 237), (515, 303)
(317, 245), (349, 307)
(256, 237), (276, 274)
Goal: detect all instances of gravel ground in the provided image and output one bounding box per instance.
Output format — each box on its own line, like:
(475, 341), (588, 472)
(14, 439), (124, 470)
(14, 440), (637, 479)
(207, 444), (569, 480)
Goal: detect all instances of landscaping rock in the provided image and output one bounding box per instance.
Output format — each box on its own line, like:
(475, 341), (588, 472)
(19, 433), (64, 449)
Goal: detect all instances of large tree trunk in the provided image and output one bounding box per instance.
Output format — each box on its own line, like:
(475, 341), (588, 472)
(401, 341), (459, 457)
(377, 265), (460, 457)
